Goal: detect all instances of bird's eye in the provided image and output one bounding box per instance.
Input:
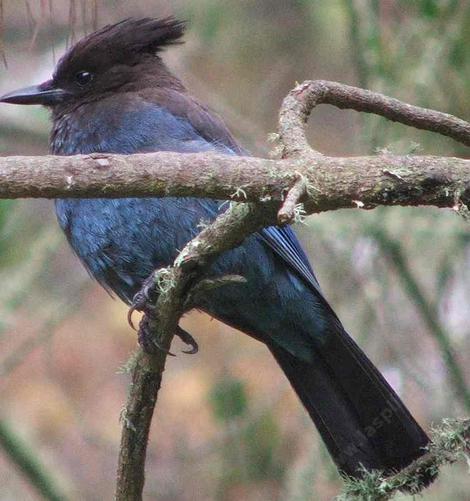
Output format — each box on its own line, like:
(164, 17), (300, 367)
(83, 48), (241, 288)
(75, 71), (93, 87)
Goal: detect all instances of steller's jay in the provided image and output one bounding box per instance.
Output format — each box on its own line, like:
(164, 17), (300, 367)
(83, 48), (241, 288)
(1, 18), (430, 479)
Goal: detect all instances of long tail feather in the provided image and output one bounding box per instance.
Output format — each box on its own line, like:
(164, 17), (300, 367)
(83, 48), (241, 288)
(268, 328), (430, 479)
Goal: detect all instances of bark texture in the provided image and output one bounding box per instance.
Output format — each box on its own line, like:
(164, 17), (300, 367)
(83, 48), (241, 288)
(0, 153), (468, 214)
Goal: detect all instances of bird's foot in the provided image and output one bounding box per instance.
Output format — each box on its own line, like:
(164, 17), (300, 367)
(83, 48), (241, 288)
(130, 272), (199, 355)
(137, 316), (199, 356)
(137, 313), (175, 356)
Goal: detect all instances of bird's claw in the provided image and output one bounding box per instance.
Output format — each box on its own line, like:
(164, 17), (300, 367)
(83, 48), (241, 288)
(151, 338), (176, 357)
(176, 326), (199, 355)
(137, 314), (199, 356)
(127, 305), (138, 331)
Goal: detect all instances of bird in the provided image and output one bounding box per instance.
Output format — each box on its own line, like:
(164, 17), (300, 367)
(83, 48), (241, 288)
(1, 17), (431, 480)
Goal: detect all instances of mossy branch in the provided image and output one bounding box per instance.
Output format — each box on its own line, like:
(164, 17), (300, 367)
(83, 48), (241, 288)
(337, 418), (470, 500)
(0, 153), (468, 214)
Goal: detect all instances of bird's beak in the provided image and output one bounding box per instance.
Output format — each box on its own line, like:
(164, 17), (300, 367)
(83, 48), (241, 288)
(0, 79), (69, 106)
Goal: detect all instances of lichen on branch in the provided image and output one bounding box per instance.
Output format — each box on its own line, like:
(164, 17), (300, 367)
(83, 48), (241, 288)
(337, 418), (470, 501)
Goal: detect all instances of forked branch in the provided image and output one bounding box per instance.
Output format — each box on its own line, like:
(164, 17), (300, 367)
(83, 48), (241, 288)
(114, 81), (469, 500)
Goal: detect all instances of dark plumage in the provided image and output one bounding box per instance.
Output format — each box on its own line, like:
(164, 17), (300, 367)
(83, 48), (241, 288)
(1, 18), (431, 480)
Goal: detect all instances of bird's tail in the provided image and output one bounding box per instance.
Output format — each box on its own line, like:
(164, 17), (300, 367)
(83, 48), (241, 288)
(267, 328), (431, 480)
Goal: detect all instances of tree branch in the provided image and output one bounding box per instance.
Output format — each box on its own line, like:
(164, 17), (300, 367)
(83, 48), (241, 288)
(0, 153), (468, 214)
(278, 80), (470, 157)
(0, 82), (468, 214)
(338, 418), (470, 500)
(115, 350), (162, 500)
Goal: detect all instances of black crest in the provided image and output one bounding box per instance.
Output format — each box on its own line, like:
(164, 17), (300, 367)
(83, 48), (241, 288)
(54, 17), (186, 78)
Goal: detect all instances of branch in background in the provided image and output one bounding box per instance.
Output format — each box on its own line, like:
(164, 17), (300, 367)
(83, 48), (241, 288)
(343, 0), (369, 89)
(338, 418), (470, 501)
(372, 227), (470, 411)
(0, 0), (7, 68)
(0, 419), (69, 501)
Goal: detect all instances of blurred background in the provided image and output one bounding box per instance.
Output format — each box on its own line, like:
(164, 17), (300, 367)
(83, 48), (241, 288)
(0, 1), (469, 500)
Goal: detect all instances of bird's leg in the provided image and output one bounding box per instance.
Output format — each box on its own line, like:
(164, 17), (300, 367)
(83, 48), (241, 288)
(128, 272), (174, 355)
(128, 273), (159, 330)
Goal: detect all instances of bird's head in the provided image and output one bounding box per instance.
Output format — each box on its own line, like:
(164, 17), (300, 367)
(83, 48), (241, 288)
(0, 17), (186, 108)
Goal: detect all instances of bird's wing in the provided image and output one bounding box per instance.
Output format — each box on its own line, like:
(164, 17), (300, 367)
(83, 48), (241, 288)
(255, 226), (340, 319)
(257, 226), (320, 289)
